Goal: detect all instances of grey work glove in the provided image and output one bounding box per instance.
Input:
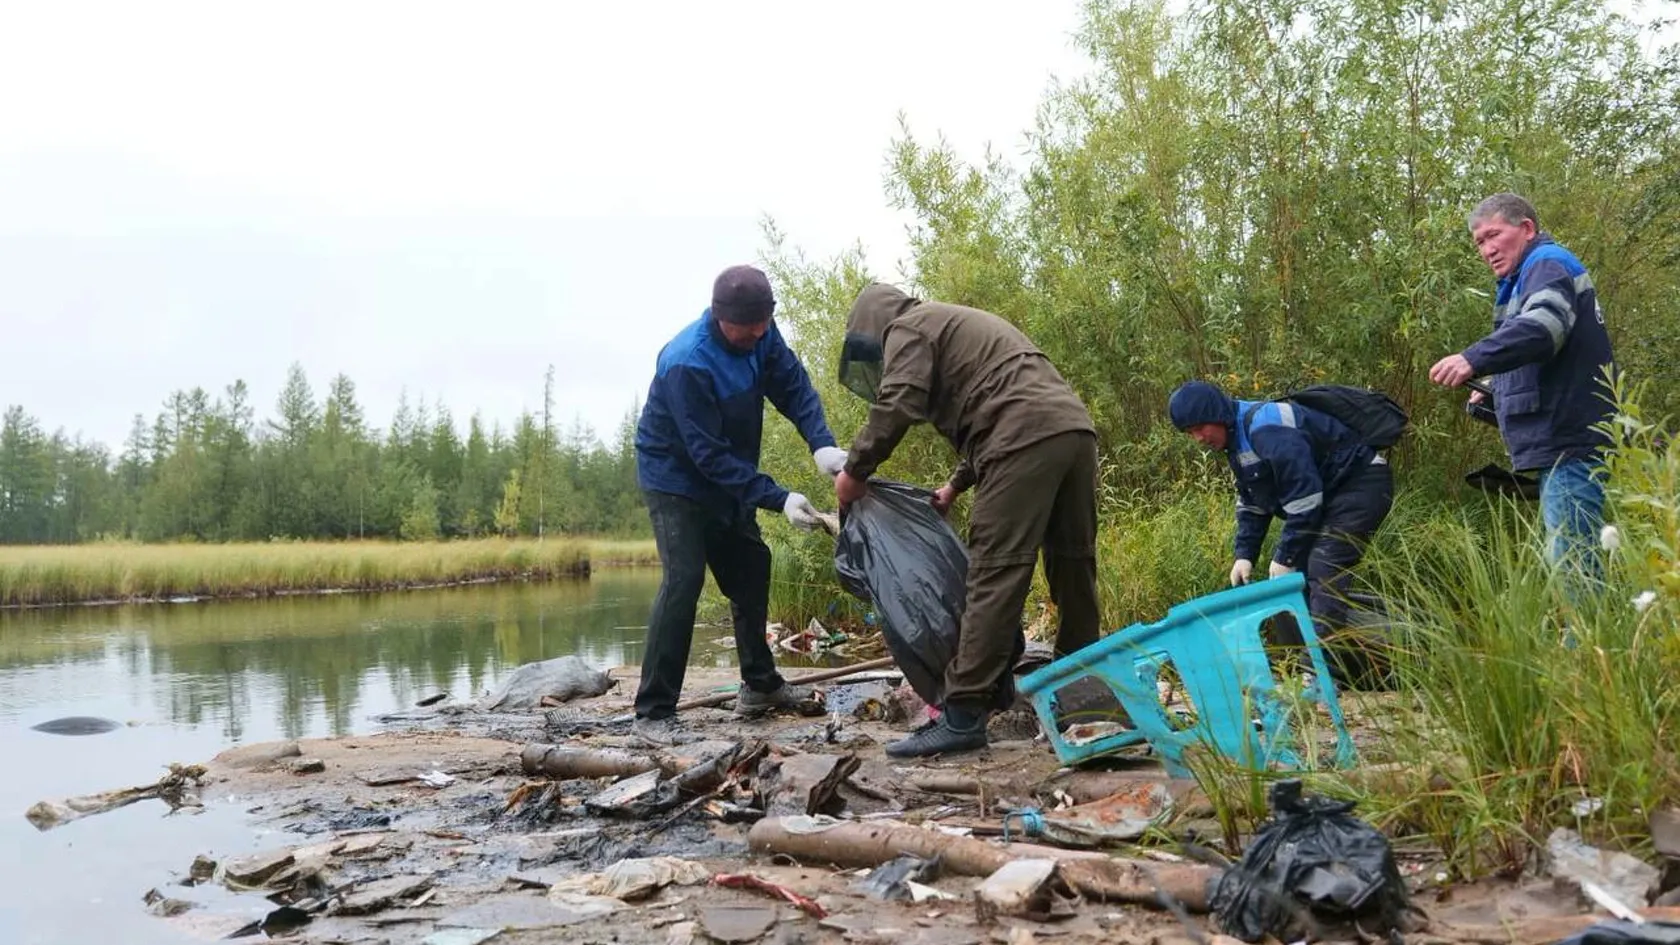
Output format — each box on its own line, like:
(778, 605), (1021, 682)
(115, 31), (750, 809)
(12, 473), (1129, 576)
(783, 492), (821, 530)
(1230, 559), (1254, 586)
(813, 446), (848, 478)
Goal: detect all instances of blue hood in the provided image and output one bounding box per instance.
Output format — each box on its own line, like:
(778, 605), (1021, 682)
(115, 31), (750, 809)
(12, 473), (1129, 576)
(1169, 381), (1236, 430)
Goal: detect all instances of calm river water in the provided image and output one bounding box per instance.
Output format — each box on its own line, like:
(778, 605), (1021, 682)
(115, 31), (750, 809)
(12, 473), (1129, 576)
(0, 573), (687, 944)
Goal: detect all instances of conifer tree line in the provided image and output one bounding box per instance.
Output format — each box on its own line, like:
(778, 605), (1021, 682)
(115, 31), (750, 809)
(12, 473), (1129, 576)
(0, 364), (645, 543)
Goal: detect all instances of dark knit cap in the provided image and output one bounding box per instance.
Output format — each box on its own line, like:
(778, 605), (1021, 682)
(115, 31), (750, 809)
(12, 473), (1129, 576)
(711, 265), (776, 324)
(1168, 380), (1236, 430)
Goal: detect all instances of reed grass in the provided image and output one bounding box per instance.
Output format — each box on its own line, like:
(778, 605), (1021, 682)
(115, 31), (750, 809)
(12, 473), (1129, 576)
(0, 537), (657, 607)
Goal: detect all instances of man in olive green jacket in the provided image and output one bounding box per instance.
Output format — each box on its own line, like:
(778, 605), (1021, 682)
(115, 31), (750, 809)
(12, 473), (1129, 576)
(834, 283), (1101, 757)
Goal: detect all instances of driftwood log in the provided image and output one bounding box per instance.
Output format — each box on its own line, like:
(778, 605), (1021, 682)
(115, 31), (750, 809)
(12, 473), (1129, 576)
(746, 816), (1216, 911)
(25, 763), (207, 831)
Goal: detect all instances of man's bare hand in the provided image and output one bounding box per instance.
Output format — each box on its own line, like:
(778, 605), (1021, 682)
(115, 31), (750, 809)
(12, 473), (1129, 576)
(1429, 353), (1475, 387)
(835, 470), (868, 509)
(931, 484), (957, 517)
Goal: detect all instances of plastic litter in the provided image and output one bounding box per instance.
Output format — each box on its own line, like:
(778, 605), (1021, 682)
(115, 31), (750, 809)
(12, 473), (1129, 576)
(1210, 779), (1408, 943)
(852, 854), (943, 901)
(479, 655), (615, 711)
(1548, 827), (1660, 908)
(833, 479), (967, 706)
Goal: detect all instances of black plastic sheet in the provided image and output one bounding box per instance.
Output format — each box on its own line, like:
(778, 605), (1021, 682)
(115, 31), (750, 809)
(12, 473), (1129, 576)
(833, 480), (966, 707)
(1211, 779), (1409, 943)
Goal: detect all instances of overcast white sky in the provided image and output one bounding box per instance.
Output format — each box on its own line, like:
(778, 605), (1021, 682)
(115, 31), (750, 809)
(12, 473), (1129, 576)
(1, 2), (1671, 452)
(0, 1), (1091, 450)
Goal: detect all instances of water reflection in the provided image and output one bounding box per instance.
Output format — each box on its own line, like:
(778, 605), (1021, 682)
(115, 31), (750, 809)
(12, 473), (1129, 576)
(0, 571), (667, 742)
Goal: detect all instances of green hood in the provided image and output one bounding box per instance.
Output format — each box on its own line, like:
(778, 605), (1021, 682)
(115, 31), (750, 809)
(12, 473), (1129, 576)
(838, 284), (920, 402)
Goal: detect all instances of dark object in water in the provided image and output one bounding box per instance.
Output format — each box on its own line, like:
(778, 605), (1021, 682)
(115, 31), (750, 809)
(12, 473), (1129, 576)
(31, 716), (121, 736)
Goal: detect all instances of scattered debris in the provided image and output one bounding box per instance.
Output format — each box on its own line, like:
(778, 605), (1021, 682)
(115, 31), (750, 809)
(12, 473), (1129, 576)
(418, 769), (456, 789)
(1062, 721), (1127, 747)
(479, 655), (616, 710)
(416, 692), (450, 707)
(973, 859), (1060, 919)
(756, 751), (861, 817)
(337, 874), (435, 915)
(1549, 827), (1661, 908)
(422, 928), (502, 945)
(223, 846), (297, 888)
(1652, 810), (1680, 860)
(713, 872), (828, 917)
(854, 854), (943, 901)
(186, 854), (218, 885)
(548, 856), (711, 902)
(142, 887), (196, 917)
(699, 904), (780, 943)
(24, 762), (206, 831)
(1002, 781), (1173, 847)
(438, 893), (602, 930)
(223, 739), (303, 769)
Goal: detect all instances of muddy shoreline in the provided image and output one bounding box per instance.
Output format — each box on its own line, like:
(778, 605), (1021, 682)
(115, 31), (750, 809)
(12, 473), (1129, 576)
(81, 664), (1657, 944)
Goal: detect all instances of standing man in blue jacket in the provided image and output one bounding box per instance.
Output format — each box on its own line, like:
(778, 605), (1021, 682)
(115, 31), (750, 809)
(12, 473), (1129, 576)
(632, 264), (848, 745)
(1429, 194), (1615, 577)
(1169, 381), (1394, 684)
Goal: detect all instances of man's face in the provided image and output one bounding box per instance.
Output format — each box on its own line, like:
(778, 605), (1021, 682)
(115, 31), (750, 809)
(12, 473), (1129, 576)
(1187, 422), (1227, 451)
(718, 318), (771, 351)
(1470, 215), (1537, 278)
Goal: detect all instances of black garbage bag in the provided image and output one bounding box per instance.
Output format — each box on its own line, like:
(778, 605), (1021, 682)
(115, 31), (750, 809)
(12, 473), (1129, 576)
(1211, 779), (1409, 943)
(833, 479), (966, 707)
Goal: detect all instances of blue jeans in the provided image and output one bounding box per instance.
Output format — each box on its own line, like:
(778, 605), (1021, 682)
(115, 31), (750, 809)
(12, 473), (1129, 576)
(1536, 458), (1606, 583)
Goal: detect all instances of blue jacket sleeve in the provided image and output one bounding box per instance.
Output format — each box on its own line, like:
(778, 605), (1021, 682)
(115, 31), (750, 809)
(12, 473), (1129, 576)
(1463, 259), (1578, 376)
(665, 365), (789, 511)
(1233, 483), (1272, 564)
(1250, 425), (1326, 567)
(762, 323), (837, 453)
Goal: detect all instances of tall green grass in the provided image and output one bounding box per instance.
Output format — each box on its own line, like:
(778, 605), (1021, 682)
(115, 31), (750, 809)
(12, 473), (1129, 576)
(0, 538), (658, 607)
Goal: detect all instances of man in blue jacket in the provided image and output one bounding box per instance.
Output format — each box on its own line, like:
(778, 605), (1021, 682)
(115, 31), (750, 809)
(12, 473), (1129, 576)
(632, 264), (848, 745)
(1169, 380), (1393, 684)
(1429, 194), (1615, 577)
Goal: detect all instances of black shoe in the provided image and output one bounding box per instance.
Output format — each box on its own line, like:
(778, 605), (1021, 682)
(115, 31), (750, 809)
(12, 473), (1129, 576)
(885, 707), (989, 758)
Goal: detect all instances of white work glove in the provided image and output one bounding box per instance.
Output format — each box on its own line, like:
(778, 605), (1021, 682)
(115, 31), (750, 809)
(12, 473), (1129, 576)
(1229, 559), (1254, 586)
(782, 492), (821, 530)
(1269, 560), (1297, 579)
(813, 446), (848, 478)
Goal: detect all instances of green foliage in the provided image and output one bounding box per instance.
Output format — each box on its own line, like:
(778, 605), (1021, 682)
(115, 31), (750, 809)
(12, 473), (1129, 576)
(765, 0), (1679, 493)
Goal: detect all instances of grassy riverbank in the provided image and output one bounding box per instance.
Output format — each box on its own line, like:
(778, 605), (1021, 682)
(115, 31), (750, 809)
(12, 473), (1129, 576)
(0, 537), (658, 607)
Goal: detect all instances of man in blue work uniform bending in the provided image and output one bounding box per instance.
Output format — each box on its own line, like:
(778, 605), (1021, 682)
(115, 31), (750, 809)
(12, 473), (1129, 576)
(1168, 380), (1394, 685)
(631, 264), (847, 745)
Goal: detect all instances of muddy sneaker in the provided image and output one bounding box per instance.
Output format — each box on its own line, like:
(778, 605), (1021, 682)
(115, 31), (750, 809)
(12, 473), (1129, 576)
(885, 707), (990, 758)
(733, 682), (820, 719)
(630, 715), (685, 746)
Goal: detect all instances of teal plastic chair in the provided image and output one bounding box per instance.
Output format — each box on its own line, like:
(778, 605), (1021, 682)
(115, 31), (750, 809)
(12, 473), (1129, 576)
(1017, 574), (1356, 778)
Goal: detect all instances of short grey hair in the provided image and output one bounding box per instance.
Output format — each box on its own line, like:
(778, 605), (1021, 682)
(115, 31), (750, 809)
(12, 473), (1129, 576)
(1469, 193), (1539, 231)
